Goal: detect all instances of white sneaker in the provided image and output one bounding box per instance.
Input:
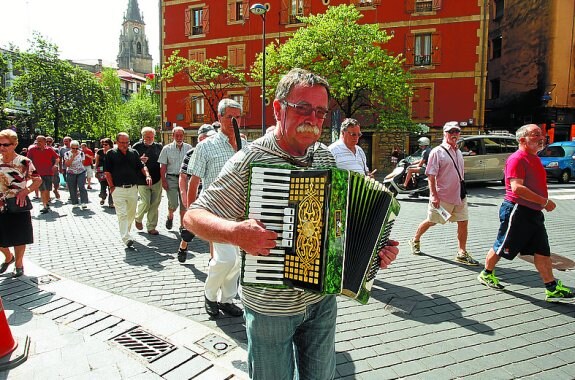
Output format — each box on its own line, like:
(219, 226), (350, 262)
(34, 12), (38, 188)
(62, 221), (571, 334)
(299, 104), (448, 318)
(72, 204), (80, 209)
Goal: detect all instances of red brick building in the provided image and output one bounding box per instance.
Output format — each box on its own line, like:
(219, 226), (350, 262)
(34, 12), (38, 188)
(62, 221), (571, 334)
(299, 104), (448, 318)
(161, 0), (488, 170)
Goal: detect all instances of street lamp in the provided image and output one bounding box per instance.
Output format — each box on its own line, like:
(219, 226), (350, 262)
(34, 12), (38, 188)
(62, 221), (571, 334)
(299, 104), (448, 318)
(250, 3), (268, 136)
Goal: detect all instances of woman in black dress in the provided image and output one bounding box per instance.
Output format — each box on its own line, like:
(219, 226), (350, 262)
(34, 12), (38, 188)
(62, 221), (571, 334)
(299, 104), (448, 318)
(0, 129), (42, 277)
(95, 138), (114, 208)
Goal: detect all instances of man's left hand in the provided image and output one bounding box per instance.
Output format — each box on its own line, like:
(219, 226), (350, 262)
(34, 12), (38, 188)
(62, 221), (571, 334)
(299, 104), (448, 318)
(378, 239), (399, 269)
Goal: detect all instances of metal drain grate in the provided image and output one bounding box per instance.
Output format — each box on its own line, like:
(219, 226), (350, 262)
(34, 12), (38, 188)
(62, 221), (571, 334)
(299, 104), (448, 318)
(31, 274), (61, 285)
(111, 327), (176, 362)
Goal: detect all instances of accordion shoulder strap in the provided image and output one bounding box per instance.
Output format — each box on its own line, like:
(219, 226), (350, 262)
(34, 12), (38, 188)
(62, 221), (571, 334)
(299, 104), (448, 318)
(250, 142), (317, 168)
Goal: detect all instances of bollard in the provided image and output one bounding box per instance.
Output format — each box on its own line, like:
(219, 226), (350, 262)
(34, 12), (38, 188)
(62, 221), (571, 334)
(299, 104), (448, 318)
(0, 297), (17, 359)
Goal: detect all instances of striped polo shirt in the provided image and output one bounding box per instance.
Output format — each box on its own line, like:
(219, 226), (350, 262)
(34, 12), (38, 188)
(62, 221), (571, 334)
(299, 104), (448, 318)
(192, 132), (337, 316)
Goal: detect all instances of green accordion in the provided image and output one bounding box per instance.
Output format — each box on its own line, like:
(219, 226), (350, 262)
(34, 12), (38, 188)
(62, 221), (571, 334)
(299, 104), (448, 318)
(241, 163), (400, 304)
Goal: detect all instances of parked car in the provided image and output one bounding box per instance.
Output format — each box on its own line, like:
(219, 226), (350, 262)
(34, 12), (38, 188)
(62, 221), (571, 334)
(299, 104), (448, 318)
(456, 134), (518, 183)
(538, 141), (575, 183)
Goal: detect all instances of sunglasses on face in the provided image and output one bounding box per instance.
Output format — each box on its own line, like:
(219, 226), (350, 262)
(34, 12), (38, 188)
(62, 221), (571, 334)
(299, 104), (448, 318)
(347, 132), (362, 138)
(71, 147), (79, 150)
(446, 129), (461, 134)
(0, 143), (13, 147)
(282, 101), (329, 120)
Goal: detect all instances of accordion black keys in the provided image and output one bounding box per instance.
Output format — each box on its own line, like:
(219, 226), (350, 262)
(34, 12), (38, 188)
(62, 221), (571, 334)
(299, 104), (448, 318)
(241, 163), (400, 304)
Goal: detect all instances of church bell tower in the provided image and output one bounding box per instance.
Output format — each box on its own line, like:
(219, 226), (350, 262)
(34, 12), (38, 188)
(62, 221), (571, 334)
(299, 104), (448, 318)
(117, 0), (153, 74)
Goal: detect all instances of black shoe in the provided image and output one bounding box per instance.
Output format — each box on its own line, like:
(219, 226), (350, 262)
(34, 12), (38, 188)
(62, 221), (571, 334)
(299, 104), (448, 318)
(205, 297), (219, 317)
(0, 256), (15, 274)
(177, 248), (187, 263)
(408, 193), (420, 198)
(166, 217), (173, 230)
(40, 207), (49, 214)
(218, 302), (243, 317)
(13, 267), (24, 278)
(126, 239), (134, 248)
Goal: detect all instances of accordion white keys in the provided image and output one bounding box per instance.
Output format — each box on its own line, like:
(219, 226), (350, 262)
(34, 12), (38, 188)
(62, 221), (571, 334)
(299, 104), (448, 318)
(241, 163), (401, 304)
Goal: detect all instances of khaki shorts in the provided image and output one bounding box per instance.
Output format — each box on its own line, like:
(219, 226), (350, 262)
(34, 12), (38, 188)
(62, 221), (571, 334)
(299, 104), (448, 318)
(427, 199), (469, 224)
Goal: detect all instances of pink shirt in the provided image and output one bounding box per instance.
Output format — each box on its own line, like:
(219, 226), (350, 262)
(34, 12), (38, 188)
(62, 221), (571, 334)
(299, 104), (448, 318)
(425, 141), (465, 205)
(504, 149), (547, 210)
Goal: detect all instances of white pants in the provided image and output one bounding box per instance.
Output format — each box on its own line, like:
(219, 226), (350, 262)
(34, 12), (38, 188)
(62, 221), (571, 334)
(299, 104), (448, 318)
(205, 242), (241, 304)
(112, 186), (138, 244)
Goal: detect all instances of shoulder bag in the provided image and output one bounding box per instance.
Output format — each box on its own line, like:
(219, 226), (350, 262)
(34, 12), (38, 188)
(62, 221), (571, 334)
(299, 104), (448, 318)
(441, 146), (467, 199)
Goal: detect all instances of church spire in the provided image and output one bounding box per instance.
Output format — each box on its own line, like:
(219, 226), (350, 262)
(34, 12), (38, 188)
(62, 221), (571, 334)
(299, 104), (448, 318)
(125, 0), (144, 23)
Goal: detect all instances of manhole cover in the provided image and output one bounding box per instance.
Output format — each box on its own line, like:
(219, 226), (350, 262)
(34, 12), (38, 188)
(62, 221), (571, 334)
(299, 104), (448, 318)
(112, 327), (175, 362)
(196, 333), (236, 357)
(384, 297), (417, 315)
(32, 274), (61, 285)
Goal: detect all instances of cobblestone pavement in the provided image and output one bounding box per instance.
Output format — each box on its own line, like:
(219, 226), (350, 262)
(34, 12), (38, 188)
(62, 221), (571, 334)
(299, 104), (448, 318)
(15, 182), (575, 378)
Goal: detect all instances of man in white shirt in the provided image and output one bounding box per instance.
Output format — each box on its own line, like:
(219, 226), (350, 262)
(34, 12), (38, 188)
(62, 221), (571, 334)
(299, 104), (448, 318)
(328, 118), (374, 177)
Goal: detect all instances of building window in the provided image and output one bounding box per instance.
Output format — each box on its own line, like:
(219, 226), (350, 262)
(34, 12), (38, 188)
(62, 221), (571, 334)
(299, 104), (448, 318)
(136, 42), (142, 55)
(494, 0), (504, 19)
(415, 0), (432, 12)
(229, 93), (249, 114)
(185, 6), (209, 36)
(490, 79), (500, 99)
(414, 34), (432, 66)
(189, 49), (206, 63)
(290, 0), (304, 24)
(193, 97), (205, 123)
(411, 85), (433, 121)
(406, 0), (442, 13)
(228, 1), (248, 23)
(491, 36), (502, 59)
(227, 45), (246, 69)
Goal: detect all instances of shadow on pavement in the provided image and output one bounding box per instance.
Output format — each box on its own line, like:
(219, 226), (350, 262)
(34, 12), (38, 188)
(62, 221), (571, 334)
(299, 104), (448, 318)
(123, 242), (172, 270)
(373, 279), (495, 335)
(503, 288), (575, 317)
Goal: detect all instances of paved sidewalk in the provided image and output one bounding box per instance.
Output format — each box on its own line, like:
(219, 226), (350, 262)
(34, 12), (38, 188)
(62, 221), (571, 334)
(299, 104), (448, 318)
(1, 183), (575, 379)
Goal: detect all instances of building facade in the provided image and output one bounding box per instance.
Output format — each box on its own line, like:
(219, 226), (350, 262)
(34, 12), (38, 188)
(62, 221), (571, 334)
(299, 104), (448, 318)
(486, 0), (575, 142)
(161, 0), (488, 171)
(118, 0), (153, 75)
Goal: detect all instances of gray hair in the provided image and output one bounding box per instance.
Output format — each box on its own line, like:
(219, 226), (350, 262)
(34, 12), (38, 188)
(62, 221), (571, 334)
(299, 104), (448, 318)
(341, 118), (359, 132)
(217, 98), (242, 116)
(70, 140), (80, 147)
(141, 127), (156, 136)
(275, 68), (330, 102)
(172, 126), (185, 134)
(515, 124), (539, 142)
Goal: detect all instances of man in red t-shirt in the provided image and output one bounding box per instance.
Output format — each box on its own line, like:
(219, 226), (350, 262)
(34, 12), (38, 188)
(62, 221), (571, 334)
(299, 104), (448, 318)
(81, 143), (94, 189)
(26, 135), (60, 213)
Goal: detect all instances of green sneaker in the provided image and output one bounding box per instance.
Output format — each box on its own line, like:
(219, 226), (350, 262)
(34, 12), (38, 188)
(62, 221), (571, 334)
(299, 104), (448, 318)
(455, 250), (479, 266)
(409, 239), (422, 255)
(478, 270), (505, 290)
(545, 280), (575, 303)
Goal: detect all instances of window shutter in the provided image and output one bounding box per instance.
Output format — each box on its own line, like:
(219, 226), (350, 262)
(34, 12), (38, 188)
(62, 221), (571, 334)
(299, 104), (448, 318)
(203, 98), (210, 122)
(432, 0), (442, 10)
(373, 0), (382, 5)
(202, 6), (210, 34)
(229, 47), (237, 67)
(228, 1), (236, 23)
(303, 0), (311, 16)
(184, 8), (191, 36)
(280, 0), (288, 25)
(405, 34), (415, 66)
(242, 1), (250, 20)
(243, 91), (250, 114)
(431, 32), (442, 64)
(198, 50), (206, 63)
(238, 45), (246, 68)
(185, 97), (192, 123)
(405, 0), (415, 13)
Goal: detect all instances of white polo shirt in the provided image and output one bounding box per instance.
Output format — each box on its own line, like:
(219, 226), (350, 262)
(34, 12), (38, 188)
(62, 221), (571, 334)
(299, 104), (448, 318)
(327, 139), (368, 174)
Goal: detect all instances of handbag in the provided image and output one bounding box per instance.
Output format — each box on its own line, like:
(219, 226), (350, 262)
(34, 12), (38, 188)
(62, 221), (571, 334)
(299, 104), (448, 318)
(441, 146), (467, 199)
(2, 196), (33, 213)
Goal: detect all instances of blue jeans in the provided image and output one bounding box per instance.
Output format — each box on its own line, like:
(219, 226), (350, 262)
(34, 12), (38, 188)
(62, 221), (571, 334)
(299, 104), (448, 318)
(244, 296), (337, 380)
(67, 171), (88, 205)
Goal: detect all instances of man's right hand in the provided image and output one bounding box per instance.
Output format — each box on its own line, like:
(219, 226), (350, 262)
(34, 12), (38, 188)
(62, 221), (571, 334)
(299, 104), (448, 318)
(233, 219), (278, 256)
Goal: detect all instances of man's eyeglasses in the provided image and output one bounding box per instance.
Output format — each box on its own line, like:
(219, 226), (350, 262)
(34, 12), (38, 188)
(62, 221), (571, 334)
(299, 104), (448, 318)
(71, 147), (79, 150)
(527, 132), (542, 137)
(0, 143), (13, 147)
(446, 129), (461, 134)
(346, 131), (362, 138)
(282, 101), (329, 120)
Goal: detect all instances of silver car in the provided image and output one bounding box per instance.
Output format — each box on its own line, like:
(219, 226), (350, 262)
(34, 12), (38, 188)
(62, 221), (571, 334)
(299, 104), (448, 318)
(457, 134), (518, 183)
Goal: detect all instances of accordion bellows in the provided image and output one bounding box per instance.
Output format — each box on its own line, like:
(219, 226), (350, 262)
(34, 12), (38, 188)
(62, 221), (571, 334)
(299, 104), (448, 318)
(241, 163), (400, 304)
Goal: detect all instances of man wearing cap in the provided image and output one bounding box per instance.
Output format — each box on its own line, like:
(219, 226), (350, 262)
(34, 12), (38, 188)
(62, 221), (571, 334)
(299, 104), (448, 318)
(158, 127), (192, 232)
(409, 121), (479, 266)
(328, 118), (375, 177)
(186, 99), (246, 318)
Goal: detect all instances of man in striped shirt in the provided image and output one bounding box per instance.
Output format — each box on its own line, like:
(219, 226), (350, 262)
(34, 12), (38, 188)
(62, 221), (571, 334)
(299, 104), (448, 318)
(184, 69), (399, 379)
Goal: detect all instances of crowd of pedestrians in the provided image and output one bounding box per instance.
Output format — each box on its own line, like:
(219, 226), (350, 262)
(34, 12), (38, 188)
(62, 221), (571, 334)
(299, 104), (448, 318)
(2, 68), (574, 380)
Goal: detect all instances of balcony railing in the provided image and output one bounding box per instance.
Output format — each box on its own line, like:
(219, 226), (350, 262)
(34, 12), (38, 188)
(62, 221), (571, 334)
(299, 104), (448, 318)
(192, 26), (203, 35)
(415, 1), (433, 12)
(414, 55), (432, 66)
(193, 114), (205, 123)
(289, 14), (303, 24)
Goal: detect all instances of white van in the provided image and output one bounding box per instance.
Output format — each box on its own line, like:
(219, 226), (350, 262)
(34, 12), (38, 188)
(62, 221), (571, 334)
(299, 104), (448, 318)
(457, 134), (518, 183)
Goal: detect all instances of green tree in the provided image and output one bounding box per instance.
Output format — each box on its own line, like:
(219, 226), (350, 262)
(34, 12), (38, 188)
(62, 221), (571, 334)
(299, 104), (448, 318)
(162, 52), (246, 121)
(252, 5), (413, 130)
(9, 33), (106, 140)
(0, 51), (8, 129)
(97, 68), (123, 139)
(120, 89), (158, 140)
